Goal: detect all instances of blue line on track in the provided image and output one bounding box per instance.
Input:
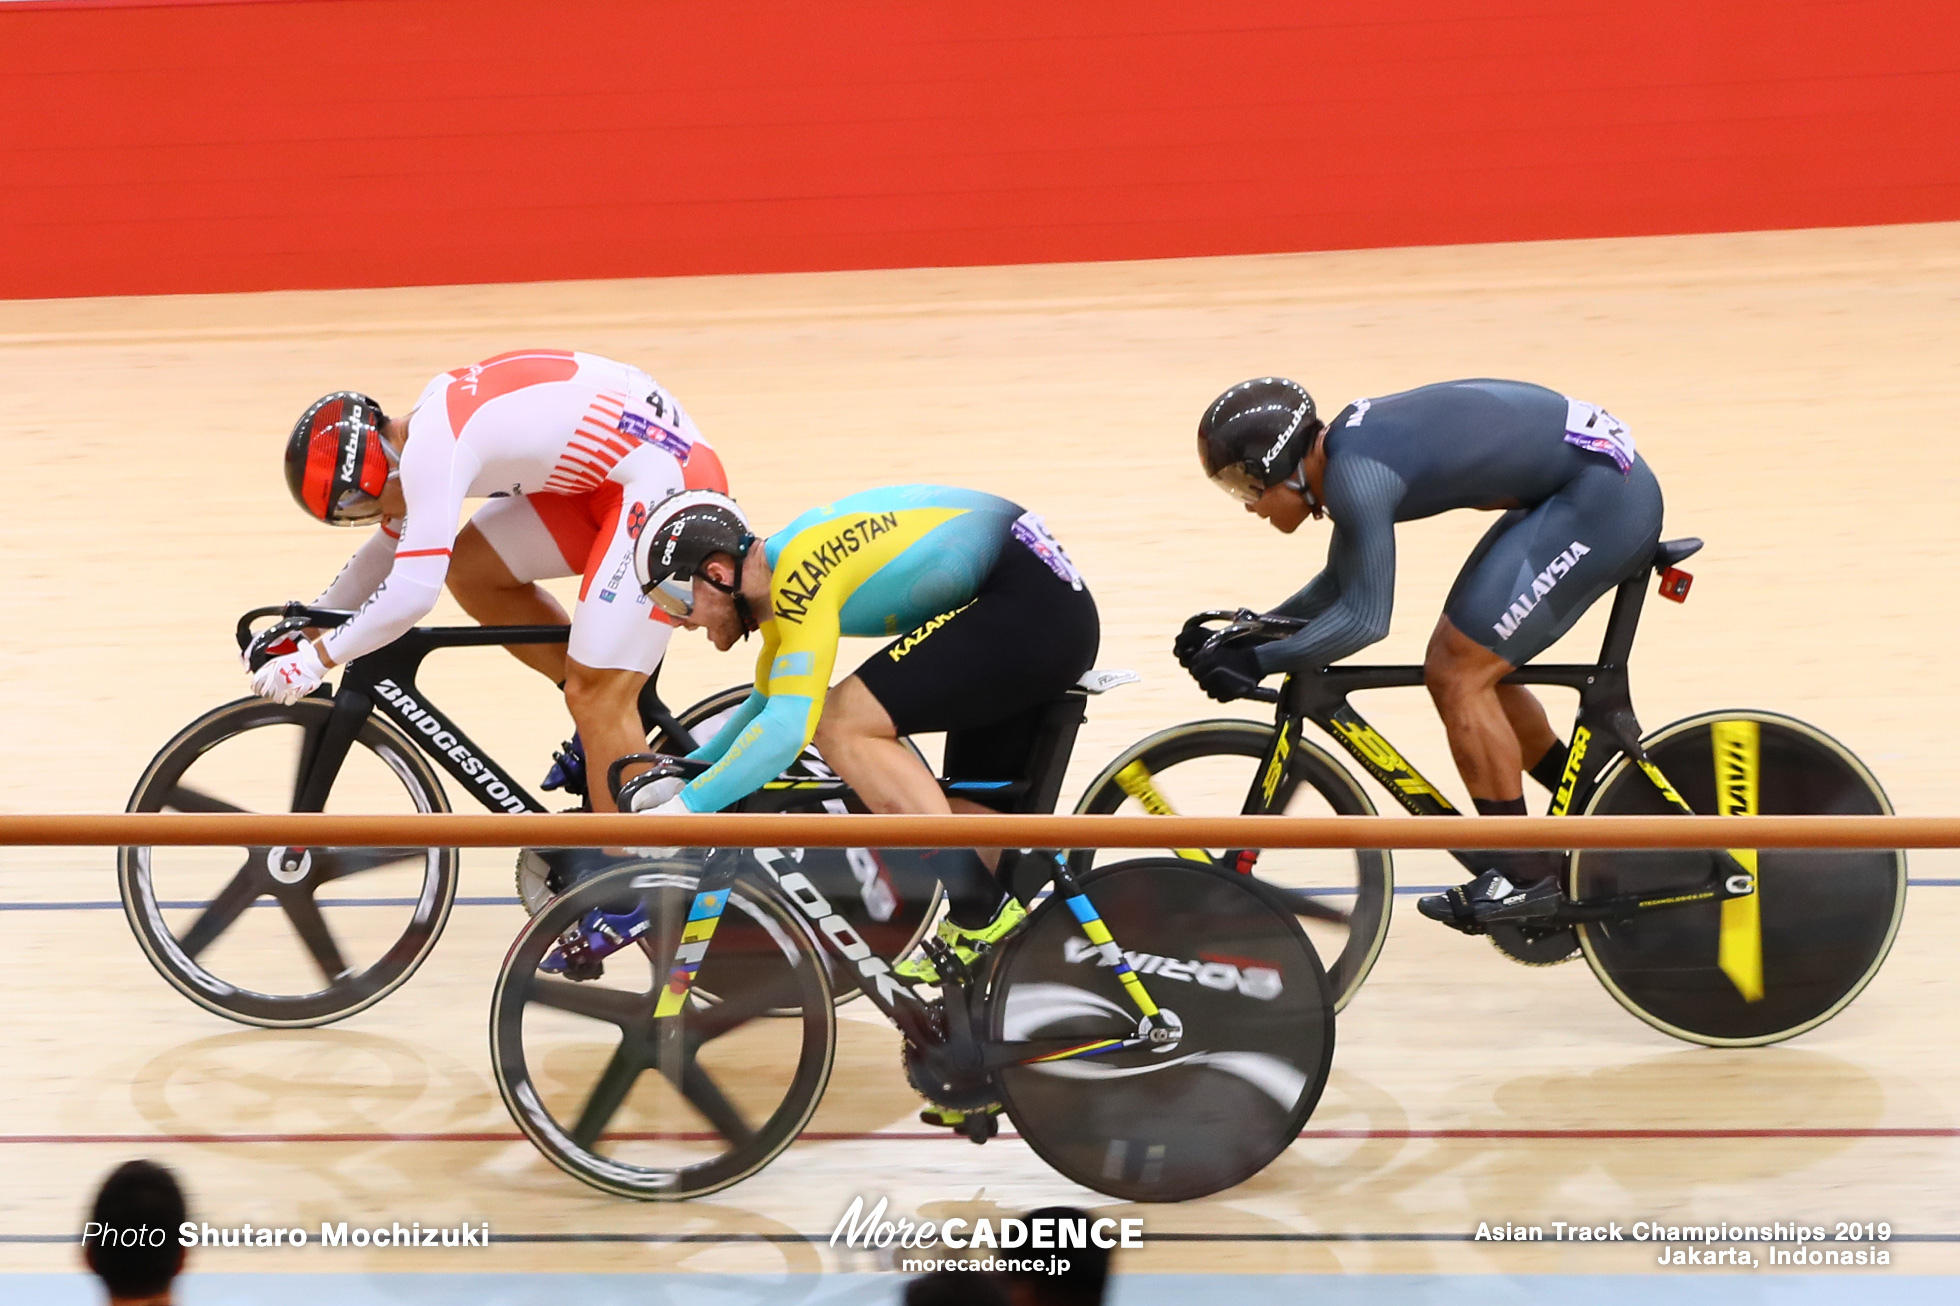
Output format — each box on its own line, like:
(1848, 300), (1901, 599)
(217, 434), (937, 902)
(0, 896), (525, 911)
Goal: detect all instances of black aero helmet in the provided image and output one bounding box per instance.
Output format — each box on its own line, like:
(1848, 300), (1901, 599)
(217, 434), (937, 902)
(286, 391), (393, 524)
(1197, 377), (1320, 503)
(632, 489), (755, 617)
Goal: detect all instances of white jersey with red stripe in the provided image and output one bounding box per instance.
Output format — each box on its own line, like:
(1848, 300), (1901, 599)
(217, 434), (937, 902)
(314, 350), (702, 667)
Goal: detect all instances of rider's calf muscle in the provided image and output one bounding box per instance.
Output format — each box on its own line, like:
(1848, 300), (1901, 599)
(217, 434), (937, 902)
(1425, 617), (1533, 802)
(563, 660), (648, 815)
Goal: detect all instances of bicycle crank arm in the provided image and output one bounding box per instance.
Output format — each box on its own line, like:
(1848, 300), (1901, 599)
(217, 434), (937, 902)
(1559, 858), (1757, 925)
(980, 1034), (1156, 1070)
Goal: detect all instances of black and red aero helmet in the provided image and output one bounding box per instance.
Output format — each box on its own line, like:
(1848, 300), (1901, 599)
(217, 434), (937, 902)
(1197, 377), (1321, 503)
(285, 392), (393, 525)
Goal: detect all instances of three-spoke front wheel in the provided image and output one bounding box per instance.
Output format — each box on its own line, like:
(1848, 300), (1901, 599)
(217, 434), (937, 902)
(492, 862), (835, 1199)
(118, 697), (458, 1027)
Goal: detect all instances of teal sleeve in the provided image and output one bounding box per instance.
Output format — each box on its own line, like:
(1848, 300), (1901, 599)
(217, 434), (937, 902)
(686, 690), (767, 766)
(680, 693), (816, 814)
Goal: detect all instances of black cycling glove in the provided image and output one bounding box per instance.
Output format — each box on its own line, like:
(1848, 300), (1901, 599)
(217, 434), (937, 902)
(1189, 643), (1264, 702)
(1172, 622), (1210, 670)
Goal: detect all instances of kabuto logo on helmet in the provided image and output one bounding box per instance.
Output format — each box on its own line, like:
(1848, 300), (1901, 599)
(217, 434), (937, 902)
(286, 391), (389, 526)
(337, 417), (362, 481)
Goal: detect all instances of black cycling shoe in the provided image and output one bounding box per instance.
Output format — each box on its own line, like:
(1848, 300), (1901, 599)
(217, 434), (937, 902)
(1418, 869), (1562, 935)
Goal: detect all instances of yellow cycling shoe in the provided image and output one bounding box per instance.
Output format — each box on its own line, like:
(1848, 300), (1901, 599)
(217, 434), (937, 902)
(893, 896), (1028, 984)
(920, 1101), (1003, 1143)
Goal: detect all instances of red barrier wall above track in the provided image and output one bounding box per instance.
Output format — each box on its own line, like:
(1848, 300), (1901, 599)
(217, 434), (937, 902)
(3, 0), (1957, 298)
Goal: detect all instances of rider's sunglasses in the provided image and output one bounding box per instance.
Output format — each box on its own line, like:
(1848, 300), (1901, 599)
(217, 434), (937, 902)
(1209, 461), (1267, 504)
(644, 577), (695, 618)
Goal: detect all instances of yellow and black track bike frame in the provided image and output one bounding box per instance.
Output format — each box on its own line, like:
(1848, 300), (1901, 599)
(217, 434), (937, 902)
(1185, 537), (1765, 998)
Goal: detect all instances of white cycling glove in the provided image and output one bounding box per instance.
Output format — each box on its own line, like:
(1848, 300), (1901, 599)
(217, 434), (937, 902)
(630, 790), (694, 859)
(627, 775), (685, 812)
(251, 641), (328, 705)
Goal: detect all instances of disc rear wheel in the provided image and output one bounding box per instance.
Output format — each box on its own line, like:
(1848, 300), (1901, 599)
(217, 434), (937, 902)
(990, 857), (1334, 1202)
(1573, 711), (1905, 1046)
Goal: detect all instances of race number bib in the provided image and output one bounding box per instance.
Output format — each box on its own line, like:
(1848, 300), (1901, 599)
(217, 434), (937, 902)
(1010, 511), (1085, 591)
(1563, 398), (1635, 473)
(616, 387), (692, 461)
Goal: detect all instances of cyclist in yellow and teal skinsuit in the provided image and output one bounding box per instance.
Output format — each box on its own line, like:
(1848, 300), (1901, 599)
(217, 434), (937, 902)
(630, 484), (1101, 981)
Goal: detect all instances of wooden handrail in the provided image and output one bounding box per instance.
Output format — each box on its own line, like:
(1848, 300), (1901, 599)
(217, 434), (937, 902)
(0, 812), (1948, 849)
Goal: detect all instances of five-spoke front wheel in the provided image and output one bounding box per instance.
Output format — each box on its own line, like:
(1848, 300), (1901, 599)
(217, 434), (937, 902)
(117, 697), (458, 1027)
(491, 861), (835, 1199)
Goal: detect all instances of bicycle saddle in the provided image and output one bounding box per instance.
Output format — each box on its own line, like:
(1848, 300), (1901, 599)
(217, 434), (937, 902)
(1654, 537), (1703, 569)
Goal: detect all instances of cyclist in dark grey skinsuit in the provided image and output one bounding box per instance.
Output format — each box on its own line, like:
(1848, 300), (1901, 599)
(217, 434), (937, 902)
(1187, 377), (1664, 931)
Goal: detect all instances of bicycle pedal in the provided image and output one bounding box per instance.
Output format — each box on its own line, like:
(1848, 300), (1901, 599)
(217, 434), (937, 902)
(546, 946), (605, 982)
(959, 1111), (999, 1145)
(920, 938), (971, 986)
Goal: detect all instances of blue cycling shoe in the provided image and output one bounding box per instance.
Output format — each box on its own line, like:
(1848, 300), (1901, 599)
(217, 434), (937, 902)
(540, 902), (652, 981)
(541, 732), (587, 797)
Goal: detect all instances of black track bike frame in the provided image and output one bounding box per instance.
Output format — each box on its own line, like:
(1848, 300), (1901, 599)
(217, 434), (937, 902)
(654, 833), (1175, 1087)
(609, 688), (1173, 1083)
(237, 604), (697, 818)
(1209, 564), (1757, 925)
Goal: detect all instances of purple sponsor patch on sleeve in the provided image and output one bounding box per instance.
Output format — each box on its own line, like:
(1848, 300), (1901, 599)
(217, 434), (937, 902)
(617, 409), (693, 460)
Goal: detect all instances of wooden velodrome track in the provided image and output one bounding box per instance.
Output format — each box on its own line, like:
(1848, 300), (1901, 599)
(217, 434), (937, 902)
(1, 221), (1957, 1291)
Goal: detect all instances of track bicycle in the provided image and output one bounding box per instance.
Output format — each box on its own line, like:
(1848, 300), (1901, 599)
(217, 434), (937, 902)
(117, 602), (928, 1027)
(1079, 538), (1907, 1046)
(488, 717), (1336, 1201)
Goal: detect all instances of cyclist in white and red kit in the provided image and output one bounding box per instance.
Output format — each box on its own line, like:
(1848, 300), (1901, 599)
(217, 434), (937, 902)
(259, 349), (729, 817)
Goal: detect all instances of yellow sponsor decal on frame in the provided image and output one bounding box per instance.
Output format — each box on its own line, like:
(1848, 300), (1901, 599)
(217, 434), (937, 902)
(1327, 717), (1448, 803)
(1712, 719), (1764, 1002)
(1550, 726), (1590, 816)
(1637, 759), (1692, 813)
(1260, 722), (1292, 805)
